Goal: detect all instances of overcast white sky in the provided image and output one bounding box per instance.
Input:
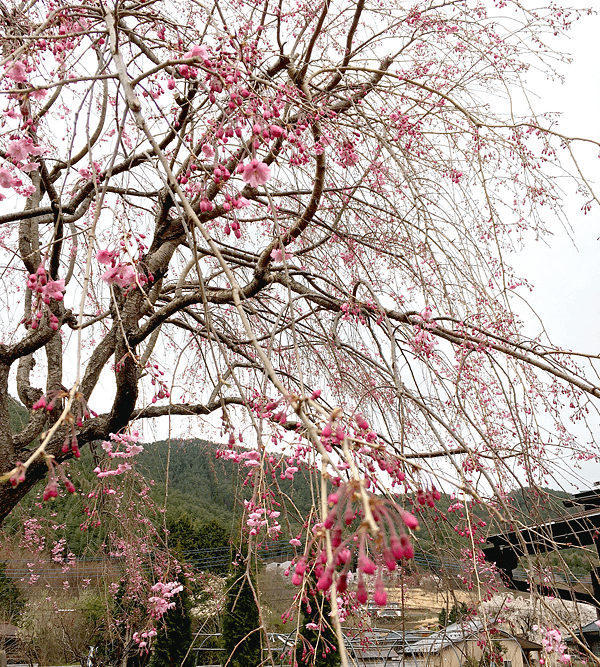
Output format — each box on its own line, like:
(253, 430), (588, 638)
(511, 10), (600, 349)
(133, 8), (600, 489)
(508, 9), (600, 490)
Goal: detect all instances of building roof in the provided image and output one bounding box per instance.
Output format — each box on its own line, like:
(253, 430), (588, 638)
(406, 621), (483, 655)
(0, 622), (18, 637)
(514, 636), (543, 651)
(405, 621), (531, 656)
(570, 620), (600, 636)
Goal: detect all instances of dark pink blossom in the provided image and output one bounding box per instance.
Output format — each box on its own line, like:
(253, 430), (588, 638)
(400, 510), (419, 530)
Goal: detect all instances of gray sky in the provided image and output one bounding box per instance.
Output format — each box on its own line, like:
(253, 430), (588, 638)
(510, 10), (600, 489)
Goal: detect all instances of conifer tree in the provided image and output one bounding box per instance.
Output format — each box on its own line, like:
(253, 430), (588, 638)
(221, 562), (261, 667)
(149, 575), (193, 667)
(295, 582), (340, 667)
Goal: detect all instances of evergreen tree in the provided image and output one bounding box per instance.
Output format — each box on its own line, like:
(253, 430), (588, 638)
(149, 575), (193, 667)
(295, 583), (340, 667)
(439, 602), (470, 627)
(221, 561), (261, 667)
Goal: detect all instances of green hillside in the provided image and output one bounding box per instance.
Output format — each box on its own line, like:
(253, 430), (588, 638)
(2, 427), (595, 579)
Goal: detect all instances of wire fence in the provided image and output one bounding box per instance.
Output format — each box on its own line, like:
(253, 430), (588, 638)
(1, 542), (593, 587)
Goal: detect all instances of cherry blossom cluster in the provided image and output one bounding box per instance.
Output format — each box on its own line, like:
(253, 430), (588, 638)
(340, 301), (364, 323)
(459, 548), (500, 598)
(534, 626), (571, 665)
(290, 482), (419, 608)
(132, 628), (158, 652)
(24, 265), (65, 330)
(243, 499), (282, 537)
(319, 409), (377, 454)
(447, 499), (487, 542)
(148, 580), (184, 619)
(0, 137), (44, 199)
(93, 431), (144, 479)
(409, 307), (439, 357)
(97, 249), (138, 290)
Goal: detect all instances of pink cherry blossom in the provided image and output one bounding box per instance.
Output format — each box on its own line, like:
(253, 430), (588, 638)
(234, 196), (250, 208)
(270, 248), (293, 262)
(42, 279), (65, 304)
(201, 144), (215, 159)
(3, 107), (21, 119)
(184, 44), (208, 59)
(101, 264), (136, 288)
(0, 168), (22, 189)
(6, 61), (27, 83)
(6, 137), (44, 162)
(242, 159), (271, 188)
(96, 249), (117, 266)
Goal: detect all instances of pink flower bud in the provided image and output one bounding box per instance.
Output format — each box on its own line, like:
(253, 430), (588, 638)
(316, 568), (333, 591)
(400, 534), (414, 559)
(32, 396), (47, 410)
(337, 548), (351, 564)
(324, 507), (337, 529)
(401, 510), (419, 530)
(43, 480), (59, 501)
(374, 580), (387, 607)
(356, 575), (368, 604)
(390, 535), (403, 560)
(383, 547), (397, 571)
(358, 555), (376, 575)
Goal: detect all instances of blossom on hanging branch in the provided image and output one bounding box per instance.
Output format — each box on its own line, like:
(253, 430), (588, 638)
(24, 264), (65, 330)
(290, 480), (423, 607)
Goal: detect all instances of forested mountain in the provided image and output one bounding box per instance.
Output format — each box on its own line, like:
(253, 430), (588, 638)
(3, 399), (594, 576)
(139, 439), (316, 527)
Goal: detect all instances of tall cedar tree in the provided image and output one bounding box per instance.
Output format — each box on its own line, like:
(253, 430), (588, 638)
(149, 574), (193, 667)
(295, 584), (341, 667)
(221, 563), (261, 667)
